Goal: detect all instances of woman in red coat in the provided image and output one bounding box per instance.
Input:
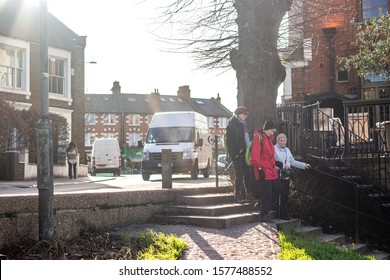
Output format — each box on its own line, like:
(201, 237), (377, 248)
(250, 120), (280, 222)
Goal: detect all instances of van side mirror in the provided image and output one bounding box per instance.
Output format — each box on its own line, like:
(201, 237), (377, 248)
(197, 138), (203, 146)
(138, 140), (144, 148)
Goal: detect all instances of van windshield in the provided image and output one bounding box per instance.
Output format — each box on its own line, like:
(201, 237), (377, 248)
(146, 127), (194, 143)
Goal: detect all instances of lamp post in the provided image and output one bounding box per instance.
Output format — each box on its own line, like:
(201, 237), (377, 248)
(37, 0), (54, 240)
(322, 27), (337, 94)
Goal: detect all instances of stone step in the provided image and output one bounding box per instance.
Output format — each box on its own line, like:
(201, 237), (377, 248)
(368, 193), (390, 204)
(357, 184), (374, 189)
(274, 218), (301, 230)
(155, 211), (261, 229)
(295, 225), (323, 236)
(317, 233), (346, 245)
(342, 175), (363, 182)
(369, 251), (390, 260)
(176, 193), (235, 206)
(163, 202), (256, 216)
(345, 243), (368, 253)
(329, 166), (350, 171)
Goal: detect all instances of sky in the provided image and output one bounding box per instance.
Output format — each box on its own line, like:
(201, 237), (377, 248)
(41, 0), (239, 112)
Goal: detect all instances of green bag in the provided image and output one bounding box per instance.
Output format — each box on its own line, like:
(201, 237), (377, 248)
(245, 134), (263, 166)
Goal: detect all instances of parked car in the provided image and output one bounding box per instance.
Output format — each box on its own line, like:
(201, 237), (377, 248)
(217, 154), (228, 174)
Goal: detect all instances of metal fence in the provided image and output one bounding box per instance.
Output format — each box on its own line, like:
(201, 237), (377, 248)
(277, 98), (390, 193)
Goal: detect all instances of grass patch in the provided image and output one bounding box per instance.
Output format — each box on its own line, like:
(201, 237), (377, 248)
(123, 229), (188, 260)
(278, 228), (374, 260)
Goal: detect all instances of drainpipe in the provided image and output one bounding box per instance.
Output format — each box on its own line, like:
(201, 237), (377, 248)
(323, 27), (337, 94)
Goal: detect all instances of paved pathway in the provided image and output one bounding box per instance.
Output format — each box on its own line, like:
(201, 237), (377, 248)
(115, 222), (281, 260)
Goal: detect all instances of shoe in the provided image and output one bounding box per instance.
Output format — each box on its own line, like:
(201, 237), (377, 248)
(254, 201), (261, 209)
(69, 177), (72, 179)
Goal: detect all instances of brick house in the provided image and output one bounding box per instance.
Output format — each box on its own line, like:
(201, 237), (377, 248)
(0, 0), (86, 178)
(281, 0), (389, 112)
(84, 82), (232, 168)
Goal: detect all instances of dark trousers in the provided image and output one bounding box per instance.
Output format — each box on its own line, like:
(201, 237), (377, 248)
(232, 156), (252, 199)
(277, 179), (291, 218)
(68, 163), (77, 178)
(254, 179), (281, 217)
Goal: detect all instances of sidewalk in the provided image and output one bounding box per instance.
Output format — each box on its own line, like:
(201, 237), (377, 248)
(0, 176), (113, 189)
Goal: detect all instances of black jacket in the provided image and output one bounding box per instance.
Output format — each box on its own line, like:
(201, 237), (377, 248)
(226, 116), (247, 160)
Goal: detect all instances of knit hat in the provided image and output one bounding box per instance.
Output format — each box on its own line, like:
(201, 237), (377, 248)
(234, 106), (249, 115)
(263, 120), (276, 131)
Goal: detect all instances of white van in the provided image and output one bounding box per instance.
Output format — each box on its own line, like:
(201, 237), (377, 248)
(90, 138), (121, 176)
(141, 111), (212, 181)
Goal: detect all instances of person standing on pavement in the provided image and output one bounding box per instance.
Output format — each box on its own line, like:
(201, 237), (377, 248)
(66, 141), (78, 179)
(226, 106), (255, 203)
(274, 133), (311, 220)
(250, 120), (280, 222)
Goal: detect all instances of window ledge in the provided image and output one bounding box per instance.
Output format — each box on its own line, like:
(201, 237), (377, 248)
(0, 88), (31, 99)
(49, 93), (73, 105)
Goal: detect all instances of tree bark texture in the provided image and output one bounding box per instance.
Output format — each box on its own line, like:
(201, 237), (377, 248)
(231, 0), (292, 131)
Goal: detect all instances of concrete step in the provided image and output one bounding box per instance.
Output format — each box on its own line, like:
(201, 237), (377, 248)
(366, 192), (390, 205)
(163, 202), (256, 216)
(317, 233), (346, 245)
(295, 225), (323, 237)
(342, 175), (363, 182)
(176, 193), (235, 206)
(345, 243), (368, 253)
(274, 218), (301, 230)
(155, 211), (261, 228)
(329, 166), (350, 171)
(356, 184), (374, 189)
(369, 251), (390, 260)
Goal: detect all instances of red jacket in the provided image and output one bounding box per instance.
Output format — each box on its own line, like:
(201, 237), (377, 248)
(250, 130), (278, 180)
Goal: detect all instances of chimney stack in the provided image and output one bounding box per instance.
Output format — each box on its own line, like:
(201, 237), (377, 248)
(177, 85), (191, 100)
(216, 93), (221, 105)
(111, 81), (121, 96)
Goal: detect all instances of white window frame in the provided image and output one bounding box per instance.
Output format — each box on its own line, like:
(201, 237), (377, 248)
(85, 113), (97, 125)
(85, 133), (96, 147)
(208, 117), (215, 128)
(0, 36), (31, 97)
(128, 114), (141, 126)
(128, 133), (142, 147)
(103, 114), (116, 125)
(218, 117), (228, 128)
(48, 47), (71, 102)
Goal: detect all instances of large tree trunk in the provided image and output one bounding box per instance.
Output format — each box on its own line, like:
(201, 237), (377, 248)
(231, 0), (292, 131)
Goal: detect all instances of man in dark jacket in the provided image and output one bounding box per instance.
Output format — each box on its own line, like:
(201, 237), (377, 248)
(226, 106), (254, 202)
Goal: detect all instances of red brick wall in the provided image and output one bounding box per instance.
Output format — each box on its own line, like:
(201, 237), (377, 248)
(291, 0), (374, 99)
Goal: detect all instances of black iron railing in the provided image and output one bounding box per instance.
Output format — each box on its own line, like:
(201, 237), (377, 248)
(277, 100), (390, 193)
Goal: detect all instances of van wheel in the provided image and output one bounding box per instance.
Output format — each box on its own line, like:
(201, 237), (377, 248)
(116, 169), (120, 176)
(142, 172), (150, 181)
(191, 162), (199, 179)
(203, 160), (210, 178)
